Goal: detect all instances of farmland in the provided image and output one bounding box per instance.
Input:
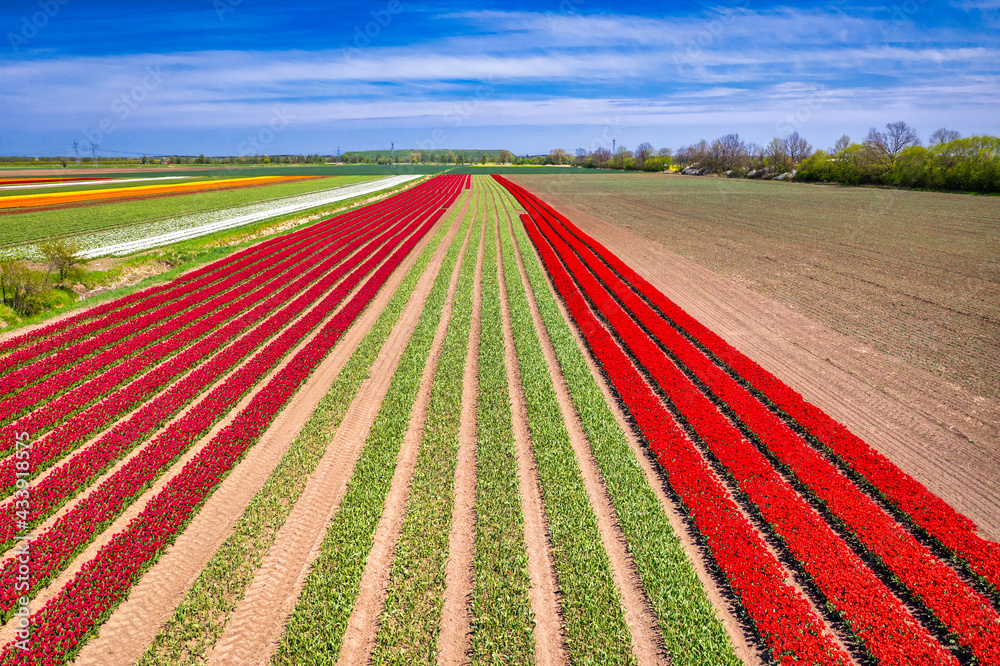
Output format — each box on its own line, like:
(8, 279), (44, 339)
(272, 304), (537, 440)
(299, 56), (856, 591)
(0, 173), (385, 251)
(0, 173), (996, 665)
(511, 174), (1000, 401)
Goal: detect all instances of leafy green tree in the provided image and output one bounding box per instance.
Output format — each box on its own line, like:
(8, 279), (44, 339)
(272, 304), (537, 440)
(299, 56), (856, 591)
(0, 260), (51, 315)
(38, 238), (87, 283)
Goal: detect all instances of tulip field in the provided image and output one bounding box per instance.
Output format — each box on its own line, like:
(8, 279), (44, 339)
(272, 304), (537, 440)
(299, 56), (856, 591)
(0, 173), (995, 665)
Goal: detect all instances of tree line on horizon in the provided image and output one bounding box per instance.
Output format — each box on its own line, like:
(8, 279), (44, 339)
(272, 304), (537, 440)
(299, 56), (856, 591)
(4, 122), (996, 193)
(549, 122), (998, 193)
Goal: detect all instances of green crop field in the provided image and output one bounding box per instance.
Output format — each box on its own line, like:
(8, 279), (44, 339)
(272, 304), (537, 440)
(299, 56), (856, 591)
(0, 175), (378, 248)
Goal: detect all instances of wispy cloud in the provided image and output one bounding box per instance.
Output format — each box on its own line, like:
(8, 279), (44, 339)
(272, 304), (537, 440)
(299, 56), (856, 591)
(0, 2), (996, 155)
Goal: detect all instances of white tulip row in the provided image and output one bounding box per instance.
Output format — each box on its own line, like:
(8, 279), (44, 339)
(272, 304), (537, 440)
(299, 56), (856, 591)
(2, 175), (421, 261)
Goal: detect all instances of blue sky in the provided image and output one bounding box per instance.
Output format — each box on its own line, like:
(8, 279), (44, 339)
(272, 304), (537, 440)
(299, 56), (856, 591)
(1, 0), (997, 156)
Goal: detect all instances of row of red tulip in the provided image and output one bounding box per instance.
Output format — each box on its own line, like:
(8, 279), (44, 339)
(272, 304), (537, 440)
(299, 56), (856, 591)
(526, 185), (999, 664)
(0, 178), (460, 559)
(0, 176), (460, 664)
(0, 178), (424, 362)
(511, 187), (954, 665)
(0, 181), (434, 408)
(0, 203), (349, 359)
(0, 241), (335, 405)
(0, 182), (434, 460)
(502, 199), (850, 661)
(0, 208), (410, 497)
(529, 184), (1000, 597)
(0, 215), (341, 373)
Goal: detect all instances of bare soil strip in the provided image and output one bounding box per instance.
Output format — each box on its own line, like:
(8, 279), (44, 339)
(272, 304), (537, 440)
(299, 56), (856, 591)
(508, 200), (861, 665)
(65, 220), (447, 665)
(527, 247), (774, 666)
(438, 211), (486, 665)
(513, 184), (1000, 543)
(332, 208), (478, 666)
(502, 208), (667, 665)
(3, 297), (333, 651)
(494, 215), (568, 666)
(195, 201), (471, 666)
(4, 215), (412, 553)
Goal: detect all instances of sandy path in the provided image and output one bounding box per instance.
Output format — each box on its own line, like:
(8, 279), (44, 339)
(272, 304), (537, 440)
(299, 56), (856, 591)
(502, 207), (667, 665)
(13, 213), (407, 546)
(507, 202), (865, 665)
(7, 295), (333, 652)
(63, 224), (437, 665)
(333, 204), (478, 666)
(197, 204), (470, 666)
(438, 207), (486, 665)
(512, 184), (1000, 543)
(494, 214), (568, 666)
(0, 233), (356, 492)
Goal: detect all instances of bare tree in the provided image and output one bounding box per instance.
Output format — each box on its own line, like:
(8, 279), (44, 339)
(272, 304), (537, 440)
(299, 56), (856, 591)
(744, 142), (765, 172)
(591, 146), (612, 168)
(765, 137), (791, 173)
(784, 131), (813, 167)
(676, 140), (709, 168)
(833, 134), (851, 154)
(929, 128), (961, 145)
(709, 133), (746, 171)
(866, 121), (921, 167)
(635, 142), (654, 168)
(657, 147), (672, 157)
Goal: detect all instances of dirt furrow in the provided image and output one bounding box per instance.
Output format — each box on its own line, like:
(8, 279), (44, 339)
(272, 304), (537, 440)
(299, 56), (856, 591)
(63, 223), (440, 665)
(197, 198), (470, 666)
(333, 204), (478, 666)
(502, 207), (668, 665)
(438, 207), (486, 666)
(494, 214), (568, 666)
(510, 199), (854, 666)
(513, 184), (1000, 543)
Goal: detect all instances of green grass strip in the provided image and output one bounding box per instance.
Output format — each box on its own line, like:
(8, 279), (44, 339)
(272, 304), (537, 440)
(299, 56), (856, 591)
(136, 195), (465, 666)
(270, 193), (475, 665)
(493, 180), (636, 665)
(497, 186), (740, 665)
(471, 192), (535, 665)
(371, 186), (485, 663)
